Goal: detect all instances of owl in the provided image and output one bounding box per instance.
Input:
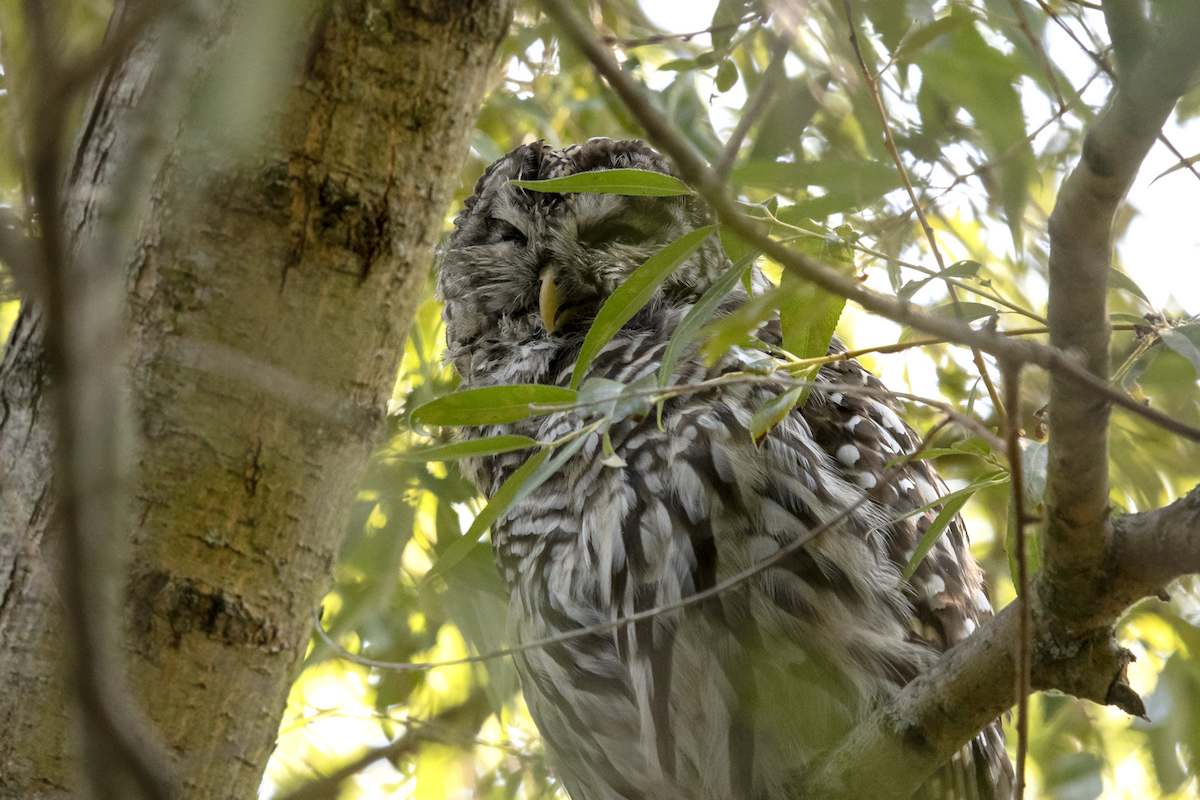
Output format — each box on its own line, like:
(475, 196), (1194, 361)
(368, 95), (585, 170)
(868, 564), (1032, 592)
(437, 138), (1013, 800)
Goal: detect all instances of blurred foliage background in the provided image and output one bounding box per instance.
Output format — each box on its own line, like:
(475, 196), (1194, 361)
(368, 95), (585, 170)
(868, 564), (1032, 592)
(3, 0), (1200, 798)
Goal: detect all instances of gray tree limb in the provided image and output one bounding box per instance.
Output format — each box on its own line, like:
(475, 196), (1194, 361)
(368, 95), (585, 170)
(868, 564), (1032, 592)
(1044, 0), (1200, 628)
(536, 0), (1200, 445)
(534, 1), (1200, 797)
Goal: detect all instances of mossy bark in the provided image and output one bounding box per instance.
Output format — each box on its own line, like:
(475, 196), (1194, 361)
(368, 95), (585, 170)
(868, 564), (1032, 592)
(0, 1), (512, 796)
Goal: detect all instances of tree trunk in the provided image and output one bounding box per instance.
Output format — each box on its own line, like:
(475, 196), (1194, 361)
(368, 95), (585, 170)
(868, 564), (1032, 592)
(0, 1), (513, 797)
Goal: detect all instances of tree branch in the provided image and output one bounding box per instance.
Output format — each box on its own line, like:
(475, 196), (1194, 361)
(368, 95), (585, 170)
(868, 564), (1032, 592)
(796, 572), (1155, 800)
(803, 4), (1200, 793)
(535, 0), (1200, 446)
(1100, 0), (1151, 79)
(1003, 365), (1032, 798)
(713, 29), (791, 181)
(534, 2), (1200, 798)
(1043, 0), (1200, 627)
(1111, 486), (1200, 597)
(19, 1), (219, 797)
(841, 0), (1006, 426)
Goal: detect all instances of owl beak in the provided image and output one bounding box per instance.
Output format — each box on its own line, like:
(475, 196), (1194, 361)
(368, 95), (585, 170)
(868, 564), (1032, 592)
(540, 265), (601, 333)
(540, 267), (564, 334)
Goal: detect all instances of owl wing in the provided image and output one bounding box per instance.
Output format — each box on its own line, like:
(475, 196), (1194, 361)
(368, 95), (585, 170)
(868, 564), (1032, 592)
(486, 329), (1011, 800)
(800, 354), (1014, 800)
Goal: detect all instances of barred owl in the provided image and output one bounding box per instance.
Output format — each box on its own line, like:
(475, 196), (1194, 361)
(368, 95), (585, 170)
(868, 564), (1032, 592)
(438, 139), (1013, 800)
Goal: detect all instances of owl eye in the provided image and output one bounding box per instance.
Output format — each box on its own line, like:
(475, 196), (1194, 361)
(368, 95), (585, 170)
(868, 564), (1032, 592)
(579, 219), (649, 248)
(495, 223), (528, 246)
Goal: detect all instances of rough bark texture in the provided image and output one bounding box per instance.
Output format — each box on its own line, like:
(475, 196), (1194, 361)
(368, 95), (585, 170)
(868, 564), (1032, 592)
(0, 1), (513, 797)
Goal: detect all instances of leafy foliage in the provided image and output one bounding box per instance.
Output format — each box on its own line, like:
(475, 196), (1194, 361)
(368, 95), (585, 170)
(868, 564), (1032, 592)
(254, 2), (1200, 798)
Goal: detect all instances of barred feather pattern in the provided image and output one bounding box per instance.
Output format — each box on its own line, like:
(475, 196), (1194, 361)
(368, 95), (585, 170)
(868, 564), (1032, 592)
(438, 139), (1013, 800)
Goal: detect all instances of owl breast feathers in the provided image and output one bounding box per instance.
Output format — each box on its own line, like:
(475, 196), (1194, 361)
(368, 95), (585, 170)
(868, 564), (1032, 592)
(437, 138), (1013, 800)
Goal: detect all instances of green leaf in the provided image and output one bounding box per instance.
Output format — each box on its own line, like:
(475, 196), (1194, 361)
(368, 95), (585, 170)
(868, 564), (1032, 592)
(397, 435), (537, 462)
(882, 447), (963, 468)
(1111, 312), (1152, 326)
(1107, 267), (1150, 302)
(928, 301), (998, 322)
(892, 14), (967, 62)
(1136, 341), (1200, 387)
(424, 448), (548, 581)
(1005, 439), (1047, 582)
(507, 433), (590, 511)
(699, 289), (780, 363)
(897, 260), (982, 302)
(658, 251), (756, 397)
(748, 74), (831, 163)
(715, 59), (739, 93)
(964, 382), (980, 422)
(952, 435), (993, 457)
(777, 233), (853, 370)
(1160, 325), (1200, 376)
(719, 226), (758, 270)
(412, 385), (577, 426)
(776, 192), (878, 221)
(731, 159), (902, 202)
(750, 386), (803, 445)
(576, 378), (626, 420)
(509, 169), (692, 197)
(779, 270), (846, 361)
(571, 226), (717, 389)
(1020, 438), (1049, 509)
(916, 17), (1034, 245)
(1150, 151), (1200, 184)
(710, 0), (746, 50)
(600, 429), (627, 468)
(1120, 351), (1154, 392)
(658, 58), (698, 72)
(901, 488), (976, 582)
(883, 477), (1006, 531)
(576, 375), (657, 422)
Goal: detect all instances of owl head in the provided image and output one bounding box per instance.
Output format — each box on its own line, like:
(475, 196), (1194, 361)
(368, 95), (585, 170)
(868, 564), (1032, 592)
(437, 138), (731, 383)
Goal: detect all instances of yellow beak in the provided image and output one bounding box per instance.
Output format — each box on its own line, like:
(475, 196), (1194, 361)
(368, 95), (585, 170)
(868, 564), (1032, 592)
(540, 266), (563, 334)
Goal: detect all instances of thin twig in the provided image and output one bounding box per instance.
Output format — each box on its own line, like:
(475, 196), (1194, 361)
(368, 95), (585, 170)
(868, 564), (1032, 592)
(1004, 364), (1031, 800)
(763, 216), (1049, 324)
(318, 403), (988, 675)
(531, 376), (1004, 449)
(1034, 0), (1200, 183)
(599, 19), (752, 48)
(714, 29), (793, 181)
(19, 0), (210, 797)
(1008, 0), (1067, 113)
(279, 705), (542, 762)
(840, 0), (1007, 425)
(929, 68), (1098, 203)
(536, 0), (1200, 445)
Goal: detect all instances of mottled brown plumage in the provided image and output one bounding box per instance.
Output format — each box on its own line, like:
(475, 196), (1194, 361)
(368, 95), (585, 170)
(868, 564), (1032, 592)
(438, 139), (1012, 800)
